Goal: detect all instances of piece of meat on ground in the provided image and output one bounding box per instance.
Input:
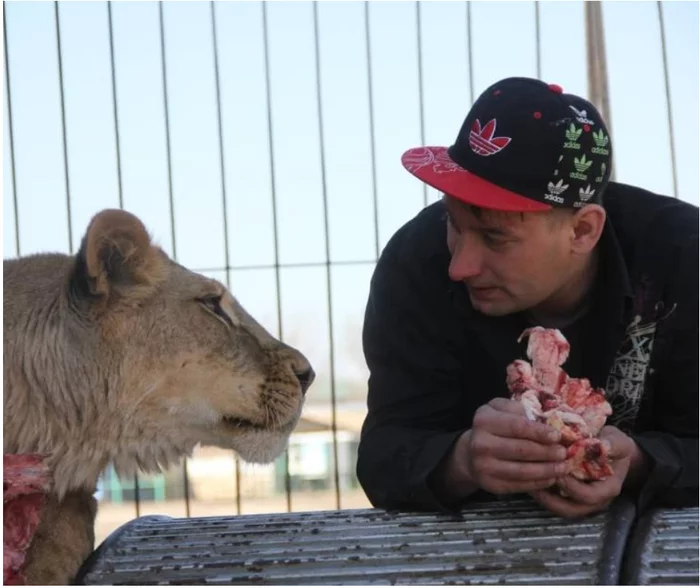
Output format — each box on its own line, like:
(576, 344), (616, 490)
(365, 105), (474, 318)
(3, 454), (52, 586)
(565, 438), (614, 481)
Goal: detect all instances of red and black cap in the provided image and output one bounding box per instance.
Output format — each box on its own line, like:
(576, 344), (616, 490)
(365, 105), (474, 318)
(401, 77), (613, 212)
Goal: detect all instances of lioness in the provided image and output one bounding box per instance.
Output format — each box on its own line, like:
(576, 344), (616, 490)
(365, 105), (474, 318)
(3, 209), (315, 584)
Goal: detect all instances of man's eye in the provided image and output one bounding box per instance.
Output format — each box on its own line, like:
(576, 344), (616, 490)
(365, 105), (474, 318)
(483, 233), (506, 248)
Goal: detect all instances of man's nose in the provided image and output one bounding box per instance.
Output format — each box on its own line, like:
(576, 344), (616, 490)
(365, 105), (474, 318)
(448, 242), (483, 282)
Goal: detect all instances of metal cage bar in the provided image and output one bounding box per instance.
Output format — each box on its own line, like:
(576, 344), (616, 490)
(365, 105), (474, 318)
(657, 0), (678, 199)
(260, 1), (293, 513)
(4, 8), (21, 257)
(311, 1), (342, 510)
(54, 1), (73, 253)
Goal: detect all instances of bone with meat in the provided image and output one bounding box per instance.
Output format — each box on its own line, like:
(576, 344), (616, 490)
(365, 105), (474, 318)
(3, 454), (52, 585)
(506, 327), (614, 481)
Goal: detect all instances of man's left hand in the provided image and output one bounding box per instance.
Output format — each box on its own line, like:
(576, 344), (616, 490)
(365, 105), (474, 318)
(529, 426), (648, 519)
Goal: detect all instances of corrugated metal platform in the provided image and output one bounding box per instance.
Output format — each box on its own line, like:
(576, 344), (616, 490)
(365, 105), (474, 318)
(77, 498), (636, 585)
(622, 506), (699, 585)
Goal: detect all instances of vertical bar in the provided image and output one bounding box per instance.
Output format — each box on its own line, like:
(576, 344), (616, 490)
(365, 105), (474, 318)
(312, 2), (341, 511)
(158, 2), (177, 260)
(234, 458), (241, 514)
(54, 1), (73, 253)
(210, 1), (231, 278)
(133, 474), (141, 518)
(466, 2), (474, 104)
(363, 3), (380, 260)
(104, 21), (134, 527)
(158, 1), (189, 518)
(103, 4), (131, 512)
(4, 8), (21, 256)
(415, 1), (427, 207)
(261, 2), (292, 513)
(534, 1), (542, 80)
(210, 0), (242, 514)
(584, 1), (614, 181)
(656, 1), (678, 199)
(182, 461), (190, 517)
(107, 1), (124, 210)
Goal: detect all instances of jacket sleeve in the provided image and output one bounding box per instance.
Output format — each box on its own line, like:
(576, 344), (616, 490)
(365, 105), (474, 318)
(631, 233), (699, 512)
(356, 242), (470, 512)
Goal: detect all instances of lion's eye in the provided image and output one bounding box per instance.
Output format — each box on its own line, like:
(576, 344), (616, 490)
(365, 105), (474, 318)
(198, 295), (233, 328)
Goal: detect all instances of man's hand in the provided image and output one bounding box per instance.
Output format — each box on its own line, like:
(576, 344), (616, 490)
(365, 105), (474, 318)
(530, 426), (649, 519)
(431, 398), (568, 502)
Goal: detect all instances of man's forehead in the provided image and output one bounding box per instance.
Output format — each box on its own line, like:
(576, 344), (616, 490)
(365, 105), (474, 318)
(443, 194), (530, 232)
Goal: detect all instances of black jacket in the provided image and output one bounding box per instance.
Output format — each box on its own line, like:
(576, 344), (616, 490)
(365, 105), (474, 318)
(357, 182), (698, 513)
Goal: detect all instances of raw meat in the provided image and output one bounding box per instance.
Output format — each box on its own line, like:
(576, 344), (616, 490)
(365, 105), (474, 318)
(518, 327), (569, 395)
(565, 438), (614, 481)
(3, 454), (52, 585)
(543, 409), (590, 446)
(506, 328), (614, 481)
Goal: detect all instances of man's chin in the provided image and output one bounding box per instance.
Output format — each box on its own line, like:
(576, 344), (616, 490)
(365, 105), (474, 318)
(468, 294), (515, 317)
(472, 302), (511, 317)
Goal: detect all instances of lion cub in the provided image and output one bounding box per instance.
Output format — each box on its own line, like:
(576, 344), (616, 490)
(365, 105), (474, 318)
(3, 209), (315, 584)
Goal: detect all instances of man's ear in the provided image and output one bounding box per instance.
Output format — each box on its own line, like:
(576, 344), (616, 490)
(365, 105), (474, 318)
(73, 209), (166, 304)
(571, 204), (606, 254)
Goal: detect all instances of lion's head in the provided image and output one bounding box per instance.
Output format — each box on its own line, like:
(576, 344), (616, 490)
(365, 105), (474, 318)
(3, 209), (315, 496)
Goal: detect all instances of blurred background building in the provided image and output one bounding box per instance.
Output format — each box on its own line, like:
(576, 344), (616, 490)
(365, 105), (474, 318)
(3, 0), (698, 544)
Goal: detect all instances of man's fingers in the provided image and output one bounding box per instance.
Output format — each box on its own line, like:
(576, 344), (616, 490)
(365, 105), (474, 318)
(557, 475), (620, 506)
(486, 458), (568, 481)
(530, 489), (608, 519)
(495, 478), (559, 495)
(484, 411), (561, 445)
(488, 397), (527, 416)
(486, 435), (568, 463)
(516, 478), (560, 494)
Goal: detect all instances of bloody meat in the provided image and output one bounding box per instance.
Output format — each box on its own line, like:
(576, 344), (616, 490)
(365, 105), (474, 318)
(506, 327), (614, 481)
(3, 454), (52, 585)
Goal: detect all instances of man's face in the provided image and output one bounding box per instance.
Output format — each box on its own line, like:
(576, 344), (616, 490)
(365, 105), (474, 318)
(444, 195), (575, 317)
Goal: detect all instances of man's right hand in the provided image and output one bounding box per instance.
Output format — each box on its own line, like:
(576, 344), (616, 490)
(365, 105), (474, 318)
(432, 398), (568, 501)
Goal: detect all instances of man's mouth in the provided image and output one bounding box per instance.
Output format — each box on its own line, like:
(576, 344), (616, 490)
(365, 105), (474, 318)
(468, 285), (503, 301)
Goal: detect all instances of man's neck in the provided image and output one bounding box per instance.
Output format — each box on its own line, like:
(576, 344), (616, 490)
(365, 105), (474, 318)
(527, 250), (599, 329)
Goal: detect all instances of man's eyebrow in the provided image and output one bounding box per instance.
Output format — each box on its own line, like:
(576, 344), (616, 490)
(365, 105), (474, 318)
(478, 226), (513, 237)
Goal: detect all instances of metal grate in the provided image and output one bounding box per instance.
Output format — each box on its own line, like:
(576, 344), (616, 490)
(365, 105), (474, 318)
(76, 498), (637, 585)
(622, 506), (700, 585)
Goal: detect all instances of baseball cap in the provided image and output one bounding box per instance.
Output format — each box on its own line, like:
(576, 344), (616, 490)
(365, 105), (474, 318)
(401, 77), (613, 212)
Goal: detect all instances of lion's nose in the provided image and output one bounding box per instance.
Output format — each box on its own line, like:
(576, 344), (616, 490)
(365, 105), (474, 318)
(295, 367), (315, 395)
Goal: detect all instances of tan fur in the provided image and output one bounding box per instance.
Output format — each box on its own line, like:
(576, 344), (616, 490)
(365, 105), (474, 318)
(3, 209), (315, 584)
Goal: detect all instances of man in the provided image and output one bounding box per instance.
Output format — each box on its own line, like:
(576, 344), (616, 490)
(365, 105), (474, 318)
(357, 77), (698, 518)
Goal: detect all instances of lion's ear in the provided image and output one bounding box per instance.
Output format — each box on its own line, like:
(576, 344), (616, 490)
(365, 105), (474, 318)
(76, 209), (166, 301)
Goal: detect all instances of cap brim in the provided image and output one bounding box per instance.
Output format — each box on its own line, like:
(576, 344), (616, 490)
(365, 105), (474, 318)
(401, 146), (551, 212)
